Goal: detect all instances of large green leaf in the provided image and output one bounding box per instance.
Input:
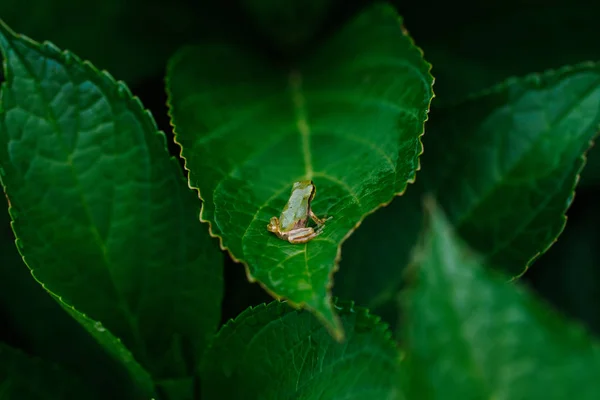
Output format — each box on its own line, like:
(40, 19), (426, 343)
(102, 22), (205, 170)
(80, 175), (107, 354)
(201, 299), (404, 399)
(402, 200), (600, 399)
(166, 3), (433, 338)
(0, 19), (223, 390)
(422, 63), (600, 276)
(402, 0), (600, 188)
(335, 63), (600, 315)
(0, 342), (99, 399)
(0, 195), (143, 397)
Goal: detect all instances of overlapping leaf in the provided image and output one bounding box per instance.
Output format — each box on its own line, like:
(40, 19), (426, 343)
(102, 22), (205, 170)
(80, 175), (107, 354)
(0, 19), (223, 393)
(421, 63), (600, 276)
(402, 201), (600, 399)
(335, 62), (600, 313)
(167, 3), (433, 338)
(201, 300), (404, 399)
(0, 195), (142, 397)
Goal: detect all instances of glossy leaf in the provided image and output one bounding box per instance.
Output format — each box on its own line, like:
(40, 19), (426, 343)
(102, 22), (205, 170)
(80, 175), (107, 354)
(0, 19), (223, 390)
(0, 194), (143, 397)
(0, 342), (98, 399)
(167, 3), (433, 338)
(334, 63), (600, 320)
(421, 63), (600, 276)
(201, 300), (404, 399)
(406, 1), (600, 188)
(403, 200), (600, 399)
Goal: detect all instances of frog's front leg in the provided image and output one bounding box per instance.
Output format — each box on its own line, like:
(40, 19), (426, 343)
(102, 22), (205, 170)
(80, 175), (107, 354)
(309, 209), (330, 226)
(287, 227), (319, 244)
(267, 217), (280, 233)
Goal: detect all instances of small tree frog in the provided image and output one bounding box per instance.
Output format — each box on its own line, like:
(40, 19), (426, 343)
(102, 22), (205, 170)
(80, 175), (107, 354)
(267, 180), (329, 244)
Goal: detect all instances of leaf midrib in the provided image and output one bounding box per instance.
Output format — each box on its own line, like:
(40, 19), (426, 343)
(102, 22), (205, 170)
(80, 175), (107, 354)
(289, 70), (313, 180)
(429, 233), (495, 398)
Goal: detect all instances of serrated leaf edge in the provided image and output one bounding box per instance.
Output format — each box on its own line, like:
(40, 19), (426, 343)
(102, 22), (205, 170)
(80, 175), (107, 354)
(0, 18), (180, 396)
(165, 5), (435, 343)
(441, 60), (600, 108)
(434, 61), (600, 278)
(203, 298), (402, 372)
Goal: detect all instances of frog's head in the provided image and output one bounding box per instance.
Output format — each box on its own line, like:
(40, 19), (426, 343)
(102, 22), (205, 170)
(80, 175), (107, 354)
(293, 180), (316, 201)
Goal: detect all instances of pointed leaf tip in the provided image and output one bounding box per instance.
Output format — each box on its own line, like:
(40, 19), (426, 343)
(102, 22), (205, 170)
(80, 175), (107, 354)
(166, 2), (434, 338)
(0, 18), (223, 389)
(404, 199), (600, 399)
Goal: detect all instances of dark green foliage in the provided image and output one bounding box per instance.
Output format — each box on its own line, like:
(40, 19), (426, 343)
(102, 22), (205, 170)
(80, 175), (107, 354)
(1, 0), (599, 399)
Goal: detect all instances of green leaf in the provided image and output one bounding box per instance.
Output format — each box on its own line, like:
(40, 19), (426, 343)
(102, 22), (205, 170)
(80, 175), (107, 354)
(334, 181), (422, 310)
(0, 19), (223, 388)
(55, 302), (155, 398)
(0, 194), (145, 397)
(403, 200), (600, 399)
(201, 300), (404, 399)
(421, 63), (600, 276)
(0, 342), (98, 399)
(334, 62), (600, 321)
(166, 3), (433, 338)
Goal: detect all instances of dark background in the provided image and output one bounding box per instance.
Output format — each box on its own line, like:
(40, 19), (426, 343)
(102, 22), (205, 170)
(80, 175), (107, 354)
(1, 0), (599, 391)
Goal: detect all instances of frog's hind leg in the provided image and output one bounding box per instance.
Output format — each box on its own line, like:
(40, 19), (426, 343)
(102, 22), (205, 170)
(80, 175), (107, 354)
(287, 227), (319, 244)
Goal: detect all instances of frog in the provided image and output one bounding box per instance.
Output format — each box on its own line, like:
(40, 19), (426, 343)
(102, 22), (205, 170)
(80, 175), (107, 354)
(267, 180), (329, 244)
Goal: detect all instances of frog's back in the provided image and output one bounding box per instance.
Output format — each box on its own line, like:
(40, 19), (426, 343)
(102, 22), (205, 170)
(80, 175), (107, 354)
(279, 182), (313, 230)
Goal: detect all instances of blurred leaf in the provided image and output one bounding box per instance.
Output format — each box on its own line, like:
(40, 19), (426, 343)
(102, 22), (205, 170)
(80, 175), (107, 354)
(0, 19), (223, 392)
(166, 3), (433, 339)
(0, 0), (205, 84)
(239, 0), (335, 51)
(405, 2), (600, 103)
(334, 181), (422, 310)
(400, 0), (600, 189)
(403, 200), (600, 399)
(0, 342), (99, 399)
(0, 194), (144, 398)
(201, 300), (404, 399)
(529, 195), (600, 335)
(335, 63), (600, 313)
(421, 63), (600, 276)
